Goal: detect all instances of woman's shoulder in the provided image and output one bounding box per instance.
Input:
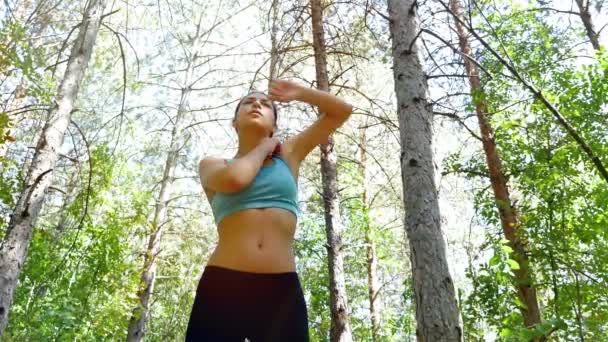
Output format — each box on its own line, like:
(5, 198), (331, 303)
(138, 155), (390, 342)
(198, 156), (231, 203)
(199, 156), (231, 168)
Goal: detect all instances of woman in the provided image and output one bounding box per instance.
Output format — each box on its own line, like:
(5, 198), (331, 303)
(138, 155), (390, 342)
(186, 79), (353, 341)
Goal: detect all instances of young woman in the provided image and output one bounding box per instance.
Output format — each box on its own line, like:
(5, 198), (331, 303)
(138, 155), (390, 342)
(186, 79), (353, 341)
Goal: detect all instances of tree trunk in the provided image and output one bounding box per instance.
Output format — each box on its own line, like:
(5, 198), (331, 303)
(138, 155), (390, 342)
(387, 0), (462, 340)
(268, 0), (280, 84)
(310, 1), (353, 341)
(449, 0), (543, 335)
(575, 0), (602, 51)
(126, 47), (195, 342)
(359, 127), (381, 342)
(125, 99), (184, 341)
(0, 0), (108, 336)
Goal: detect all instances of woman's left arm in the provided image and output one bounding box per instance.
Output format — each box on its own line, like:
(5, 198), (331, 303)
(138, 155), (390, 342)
(269, 80), (353, 163)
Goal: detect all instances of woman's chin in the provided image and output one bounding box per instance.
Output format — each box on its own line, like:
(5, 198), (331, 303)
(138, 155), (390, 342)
(239, 122), (271, 136)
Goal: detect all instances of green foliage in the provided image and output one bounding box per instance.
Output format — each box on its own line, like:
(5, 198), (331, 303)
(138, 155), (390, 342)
(0, 111), (15, 145)
(0, 18), (52, 101)
(4, 144), (151, 340)
(0, 156), (22, 230)
(295, 213), (332, 341)
(3, 0), (605, 340)
(451, 2), (608, 340)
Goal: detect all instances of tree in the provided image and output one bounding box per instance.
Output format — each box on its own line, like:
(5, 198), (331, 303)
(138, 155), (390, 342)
(575, 0), (602, 50)
(449, 0), (544, 336)
(359, 126), (381, 342)
(126, 2), (248, 338)
(438, 0), (608, 184)
(310, 0), (354, 340)
(387, 0), (462, 340)
(0, 0), (108, 335)
(436, 1), (608, 338)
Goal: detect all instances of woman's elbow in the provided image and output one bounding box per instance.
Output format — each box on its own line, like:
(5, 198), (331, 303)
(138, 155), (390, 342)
(223, 169), (251, 193)
(219, 174), (246, 193)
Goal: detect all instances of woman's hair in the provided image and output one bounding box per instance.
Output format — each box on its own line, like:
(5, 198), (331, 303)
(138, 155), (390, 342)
(233, 91), (279, 126)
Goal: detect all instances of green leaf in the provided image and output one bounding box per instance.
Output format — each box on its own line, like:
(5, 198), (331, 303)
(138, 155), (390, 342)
(506, 259), (520, 270)
(501, 245), (514, 254)
(489, 255), (501, 267)
(500, 327), (512, 338)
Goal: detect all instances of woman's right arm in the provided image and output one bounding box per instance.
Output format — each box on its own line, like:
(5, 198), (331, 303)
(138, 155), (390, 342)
(199, 138), (280, 193)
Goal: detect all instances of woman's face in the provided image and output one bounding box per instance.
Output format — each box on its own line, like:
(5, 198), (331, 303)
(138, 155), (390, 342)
(233, 92), (276, 136)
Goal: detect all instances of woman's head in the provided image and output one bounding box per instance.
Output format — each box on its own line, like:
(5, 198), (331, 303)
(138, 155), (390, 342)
(232, 91), (278, 137)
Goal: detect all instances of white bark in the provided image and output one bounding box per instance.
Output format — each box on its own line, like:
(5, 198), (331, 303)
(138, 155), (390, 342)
(387, 0), (462, 340)
(0, 0), (108, 335)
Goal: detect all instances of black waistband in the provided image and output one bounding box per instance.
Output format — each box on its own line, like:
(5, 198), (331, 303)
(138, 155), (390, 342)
(203, 265), (298, 278)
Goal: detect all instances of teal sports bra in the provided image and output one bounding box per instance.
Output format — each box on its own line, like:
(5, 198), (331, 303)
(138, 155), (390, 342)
(210, 155), (299, 225)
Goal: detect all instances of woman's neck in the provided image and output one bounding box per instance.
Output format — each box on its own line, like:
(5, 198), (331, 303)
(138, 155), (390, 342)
(235, 132), (270, 158)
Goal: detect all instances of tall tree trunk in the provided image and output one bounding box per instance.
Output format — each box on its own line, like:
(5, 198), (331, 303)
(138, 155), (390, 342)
(0, 0), (108, 335)
(310, 1), (353, 341)
(125, 97), (185, 341)
(575, 0), (602, 51)
(126, 45), (195, 342)
(387, 1), (462, 340)
(359, 127), (381, 342)
(268, 0), (280, 84)
(449, 0), (543, 335)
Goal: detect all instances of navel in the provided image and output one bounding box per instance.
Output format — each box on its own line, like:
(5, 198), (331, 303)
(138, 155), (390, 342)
(257, 230), (266, 250)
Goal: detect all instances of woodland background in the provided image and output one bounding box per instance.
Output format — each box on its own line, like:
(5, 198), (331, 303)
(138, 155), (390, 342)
(0, 0), (607, 341)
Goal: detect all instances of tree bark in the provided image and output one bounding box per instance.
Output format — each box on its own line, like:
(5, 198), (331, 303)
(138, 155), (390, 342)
(310, 0), (353, 341)
(0, 0), (108, 336)
(575, 0), (602, 51)
(268, 0), (280, 84)
(387, 0), (462, 340)
(450, 0), (543, 336)
(359, 127), (381, 342)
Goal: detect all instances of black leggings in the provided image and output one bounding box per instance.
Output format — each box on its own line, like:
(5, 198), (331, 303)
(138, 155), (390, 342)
(185, 266), (309, 341)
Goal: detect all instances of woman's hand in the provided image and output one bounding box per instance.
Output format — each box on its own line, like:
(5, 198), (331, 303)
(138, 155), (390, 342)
(260, 137), (281, 156)
(268, 79), (304, 103)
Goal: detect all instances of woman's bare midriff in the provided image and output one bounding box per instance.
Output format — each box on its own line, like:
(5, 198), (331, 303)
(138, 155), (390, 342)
(206, 207), (297, 273)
